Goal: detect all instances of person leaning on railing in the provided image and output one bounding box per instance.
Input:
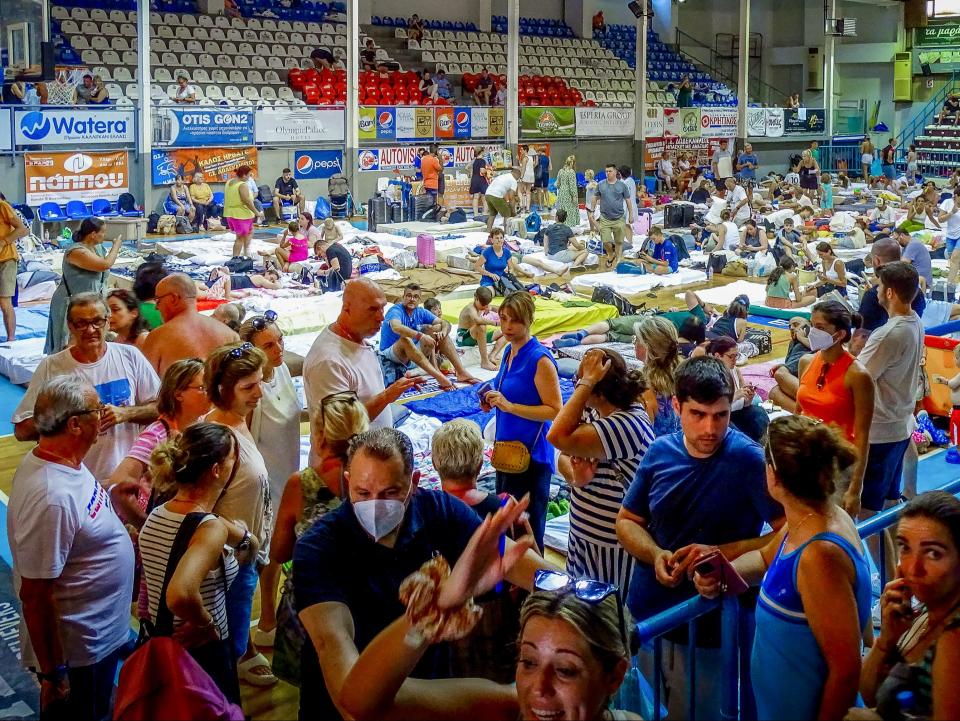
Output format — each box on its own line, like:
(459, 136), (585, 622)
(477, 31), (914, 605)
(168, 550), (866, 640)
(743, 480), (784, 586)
(694, 415), (872, 721)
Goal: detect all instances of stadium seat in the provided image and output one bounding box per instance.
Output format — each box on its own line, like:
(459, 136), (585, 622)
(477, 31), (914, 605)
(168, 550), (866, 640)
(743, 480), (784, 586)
(91, 199), (119, 218)
(65, 200), (92, 221)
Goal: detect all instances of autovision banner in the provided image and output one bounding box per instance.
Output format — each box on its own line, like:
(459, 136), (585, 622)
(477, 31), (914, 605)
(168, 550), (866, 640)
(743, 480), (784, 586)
(520, 107), (575, 138)
(357, 144), (503, 171)
(153, 107), (254, 147)
(14, 108), (135, 146)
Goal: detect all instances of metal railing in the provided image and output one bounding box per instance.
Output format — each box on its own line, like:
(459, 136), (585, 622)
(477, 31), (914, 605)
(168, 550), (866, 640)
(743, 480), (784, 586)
(818, 144), (864, 176)
(895, 70), (960, 162)
(626, 475), (960, 721)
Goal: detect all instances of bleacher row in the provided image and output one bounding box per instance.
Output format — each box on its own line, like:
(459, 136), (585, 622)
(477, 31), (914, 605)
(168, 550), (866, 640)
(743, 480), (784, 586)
(55, 0), (346, 24)
(17, 198), (143, 232)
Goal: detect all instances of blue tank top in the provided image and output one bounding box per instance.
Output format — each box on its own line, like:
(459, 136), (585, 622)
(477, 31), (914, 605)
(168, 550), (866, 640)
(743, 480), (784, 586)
(752, 531), (872, 721)
(652, 393), (681, 437)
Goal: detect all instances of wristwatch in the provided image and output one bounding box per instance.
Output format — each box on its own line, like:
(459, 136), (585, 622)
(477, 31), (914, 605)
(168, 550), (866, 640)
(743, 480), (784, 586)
(36, 663), (68, 683)
(235, 530), (252, 552)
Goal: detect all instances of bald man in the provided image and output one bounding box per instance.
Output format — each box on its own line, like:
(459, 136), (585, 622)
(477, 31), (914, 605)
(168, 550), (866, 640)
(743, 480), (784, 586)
(141, 273), (240, 374)
(860, 237), (926, 331)
(303, 278), (422, 432)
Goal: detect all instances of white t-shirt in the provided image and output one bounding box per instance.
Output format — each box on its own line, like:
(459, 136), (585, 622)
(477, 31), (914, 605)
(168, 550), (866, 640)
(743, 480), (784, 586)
(175, 83), (197, 101)
(9, 453), (135, 667)
(658, 159), (674, 178)
(303, 325), (391, 428)
(784, 172), (800, 185)
(940, 199), (960, 239)
(213, 429), (273, 561)
(13, 344), (161, 481)
(798, 194), (814, 209)
(870, 205), (895, 225)
(486, 172), (518, 199)
(250, 363), (302, 505)
(727, 185), (750, 222)
(722, 221), (741, 251)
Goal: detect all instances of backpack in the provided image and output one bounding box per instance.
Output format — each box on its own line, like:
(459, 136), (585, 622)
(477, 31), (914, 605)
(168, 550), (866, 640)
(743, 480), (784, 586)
(147, 212), (161, 234)
(447, 208), (467, 224)
(175, 216), (193, 234)
(224, 256), (253, 273)
(257, 184), (272, 204)
(113, 513), (244, 721)
(157, 215), (177, 235)
(494, 272), (526, 296)
(118, 192), (138, 214)
(590, 284), (637, 316)
(744, 327), (772, 356)
(525, 211), (542, 233)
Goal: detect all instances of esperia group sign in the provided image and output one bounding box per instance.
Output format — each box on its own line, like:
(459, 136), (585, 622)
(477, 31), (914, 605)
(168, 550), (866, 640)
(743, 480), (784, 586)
(916, 21), (960, 47)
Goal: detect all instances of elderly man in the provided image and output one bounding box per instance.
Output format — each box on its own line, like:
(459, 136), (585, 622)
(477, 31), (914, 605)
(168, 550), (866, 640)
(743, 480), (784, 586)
(725, 176), (752, 225)
(293, 427), (554, 719)
(10, 375), (135, 720)
(272, 167), (305, 221)
(13, 293), (159, 481)
(141, 273), (239, 375)
(380, 283), (479, 390)
(303, 277), (422, 432)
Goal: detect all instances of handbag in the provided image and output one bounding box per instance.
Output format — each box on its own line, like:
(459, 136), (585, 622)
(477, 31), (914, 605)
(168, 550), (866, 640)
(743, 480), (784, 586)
(489, 364), (544, 475)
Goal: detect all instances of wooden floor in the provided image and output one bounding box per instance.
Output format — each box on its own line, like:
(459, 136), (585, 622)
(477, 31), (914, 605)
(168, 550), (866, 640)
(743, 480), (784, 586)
(0, 272), (785, 720)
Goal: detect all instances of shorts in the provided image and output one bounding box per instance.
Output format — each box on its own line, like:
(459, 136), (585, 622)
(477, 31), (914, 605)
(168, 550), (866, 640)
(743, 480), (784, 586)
(861, 153), (873, 165)
(606, 315), (641, 343)
(861, 438), (911, 512)
(547, 249), (577, 264)
(660, 305), (708, 334)
(486, 195), (512, 219)
(0, 260), (17, 297)
(948, 237), (960, 257)
(226, 216), (254, 236)
(382, 342), (414, 368)
(534, 174), (548, 189)
(882, 164), (896, 180)
(457, 327), (494, 347)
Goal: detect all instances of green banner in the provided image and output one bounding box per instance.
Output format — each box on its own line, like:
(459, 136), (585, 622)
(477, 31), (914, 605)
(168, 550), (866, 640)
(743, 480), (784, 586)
(916, 22), (960, 47)
(521, 107), (576, 138)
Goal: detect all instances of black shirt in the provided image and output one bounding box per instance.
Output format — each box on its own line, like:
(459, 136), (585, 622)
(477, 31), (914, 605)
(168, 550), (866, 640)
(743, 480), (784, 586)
(477, 75), (492, 88)
(859, 283), (926, 331)
(324, 241), (353, 281)
(545, 223), (574, 255)
(275, 177), (299, 197)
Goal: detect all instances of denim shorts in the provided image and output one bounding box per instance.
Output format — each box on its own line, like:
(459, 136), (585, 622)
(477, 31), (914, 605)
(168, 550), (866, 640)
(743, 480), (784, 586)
(862, 438), (910, 512)
(947, 236), (960, 257)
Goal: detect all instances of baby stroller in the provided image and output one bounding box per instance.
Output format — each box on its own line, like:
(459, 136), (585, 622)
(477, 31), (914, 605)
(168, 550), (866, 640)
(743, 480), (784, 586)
(327, 173), (351, 218)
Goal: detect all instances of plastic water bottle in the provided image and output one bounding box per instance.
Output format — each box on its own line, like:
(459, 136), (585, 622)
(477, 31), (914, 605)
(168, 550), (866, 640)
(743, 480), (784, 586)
(707, 263), (714, 281)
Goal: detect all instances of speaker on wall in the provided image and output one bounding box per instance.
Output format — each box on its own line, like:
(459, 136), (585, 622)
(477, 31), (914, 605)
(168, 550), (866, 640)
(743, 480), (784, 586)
(922, 61), (933, 76)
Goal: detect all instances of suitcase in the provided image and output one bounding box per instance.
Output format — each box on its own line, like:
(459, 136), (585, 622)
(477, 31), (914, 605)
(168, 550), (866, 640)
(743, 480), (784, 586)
(408, 193), (435, 221)
(416, 233), (436, 267)
(665, 202), (694, 229)
(633, 209), (652, 236)
(368, 196), (388, 232)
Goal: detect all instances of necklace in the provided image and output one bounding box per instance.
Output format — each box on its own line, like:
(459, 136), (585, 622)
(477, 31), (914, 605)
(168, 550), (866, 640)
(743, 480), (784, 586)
(790, 510), (822, 540)
(169, 496), (207, 514)
(33, 447), (80, 468)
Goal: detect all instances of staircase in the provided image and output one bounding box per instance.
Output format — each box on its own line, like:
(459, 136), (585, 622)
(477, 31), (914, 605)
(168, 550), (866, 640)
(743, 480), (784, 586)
(898, 71), (960, 178)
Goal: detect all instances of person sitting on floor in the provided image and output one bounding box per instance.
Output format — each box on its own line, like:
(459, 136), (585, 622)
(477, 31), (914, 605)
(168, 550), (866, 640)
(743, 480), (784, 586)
(707, 336), (770, 442)
(457, 286), (506, 371)
(767, 317), (812, 414)
(636, 226), (679, 275)
(379, 283), (480, 389)
(531, 210), (589, 274)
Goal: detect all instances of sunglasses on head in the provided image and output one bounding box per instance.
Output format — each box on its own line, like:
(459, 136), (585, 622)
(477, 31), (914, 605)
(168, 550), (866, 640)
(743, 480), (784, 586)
(534, 570), (634, 654)
(251, 310), (278, 332)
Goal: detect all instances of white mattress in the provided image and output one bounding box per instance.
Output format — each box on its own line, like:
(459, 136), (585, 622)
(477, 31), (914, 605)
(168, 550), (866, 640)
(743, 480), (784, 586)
(572, 268), (707, 295)
(517, 251), (600, 276)
(678, 279), (770, 306)
(0, 337), (51, 385)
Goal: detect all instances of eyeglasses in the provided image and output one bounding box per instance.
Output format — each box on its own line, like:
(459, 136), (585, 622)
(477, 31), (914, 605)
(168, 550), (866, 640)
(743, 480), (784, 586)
(534, 570), (633, 654)
(154, 292), (177, 303)
(251, 310), (278, 332)
(816, 362), (832, 390)
(185, 383), (206, 393)
(68, 404), (104, 423)
(68, 317), (108, 331)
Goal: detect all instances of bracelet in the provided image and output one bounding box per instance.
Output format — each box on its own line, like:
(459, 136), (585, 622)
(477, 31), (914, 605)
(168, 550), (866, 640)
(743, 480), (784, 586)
(399, 555), (482, 647)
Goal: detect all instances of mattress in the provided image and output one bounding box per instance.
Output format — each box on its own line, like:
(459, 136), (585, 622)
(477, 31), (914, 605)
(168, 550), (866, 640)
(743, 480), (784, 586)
(572, 268), (707, 296)
(438, 295), (617, 339)
(10, 306), (52, 341)
(0, 337), (49, 384)
(516, 251), (600, 277)
(559, 341), (642, 370)
(233, 293), (345, 337)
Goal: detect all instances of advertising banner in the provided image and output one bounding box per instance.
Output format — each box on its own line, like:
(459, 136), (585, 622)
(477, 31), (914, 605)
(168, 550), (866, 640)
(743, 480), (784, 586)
(488, 107), (505, 137)
(916, 21), (960, 47)
(153, 107), (253, 147)
(765, 108), (785, 138)
(746, 107), (767, 137)
(24, 150), (129, 205)
(255, 108), (344, 144)
(642, 106), (664, 138)
(699, 108), (738, 138)
(357, 144), (504, 171)
(0, 108), (11, 152)
(375, 107), (396, 140)
(453, 107), (472, 138)
(358, 106), (376, 141)
(663, 107), (680, 137)
(151, 147), (258, 185)
(414, 107), (434, 138)
(575, 107), (635, 137)
(435, 106), (455, 139)
(677, 107), (702, 138)
(472, 107), (489, 138)
(643, 136), (734, 171)
(395, 107), (416, 140)
(783, 108), (825, 135)
(294, 150), (345, 180)
(14, 108), (135, 146)
(520, 107), (575, 138)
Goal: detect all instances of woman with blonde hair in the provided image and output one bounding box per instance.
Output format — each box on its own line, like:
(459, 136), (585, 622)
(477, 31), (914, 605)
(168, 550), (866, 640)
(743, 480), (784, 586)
(265, 391), (369, 685)
(634, 315), (682, 436)
(554, 154), (580, 229)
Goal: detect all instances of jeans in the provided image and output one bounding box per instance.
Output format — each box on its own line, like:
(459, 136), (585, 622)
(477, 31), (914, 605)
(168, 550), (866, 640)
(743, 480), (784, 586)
(194, 202), (216, 230)
(225, 560), (259, 659)
(496, 460), (552, 550)
(40, 641), (129, 721)
(190, 639), (240, 704)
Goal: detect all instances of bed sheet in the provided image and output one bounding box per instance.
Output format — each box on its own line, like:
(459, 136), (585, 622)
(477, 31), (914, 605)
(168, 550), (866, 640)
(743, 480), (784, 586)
(572, 268), (707, 296)
(234, 293), (345, 336)
(517, 251), (600, 277)
(0, 337), (46, 385)
(11, 306), (52, 341)
(438, 295), (617, 338)
(559, 342), (642, 370)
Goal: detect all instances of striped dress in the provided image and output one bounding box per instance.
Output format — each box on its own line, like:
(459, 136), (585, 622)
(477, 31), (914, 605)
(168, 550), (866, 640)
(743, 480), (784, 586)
(566, 404), (655, 598)
(140, 506), (239, 640)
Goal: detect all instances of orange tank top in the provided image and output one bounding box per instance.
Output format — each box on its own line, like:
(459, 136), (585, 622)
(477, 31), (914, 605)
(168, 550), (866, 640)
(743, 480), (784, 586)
(796, 351), (858, 441)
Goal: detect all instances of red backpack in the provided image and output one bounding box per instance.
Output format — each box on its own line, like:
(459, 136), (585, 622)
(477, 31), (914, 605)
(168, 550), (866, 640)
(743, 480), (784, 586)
(113, 513), (244, 721)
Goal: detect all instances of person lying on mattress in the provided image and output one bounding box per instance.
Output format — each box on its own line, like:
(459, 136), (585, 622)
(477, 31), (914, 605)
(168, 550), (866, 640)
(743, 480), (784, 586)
(553, 291), (713, 348)
(520, 210), (590, 277)
(199, 266), (282, 300)
(379, 283), (480, 390)
(635, 226), (679, 275)
(456, 287), (507, 371)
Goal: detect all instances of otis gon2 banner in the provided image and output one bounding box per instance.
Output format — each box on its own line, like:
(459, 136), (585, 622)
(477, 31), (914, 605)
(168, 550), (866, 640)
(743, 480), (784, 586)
(357, 144), (503, 172)
(24, 151), (129, 205)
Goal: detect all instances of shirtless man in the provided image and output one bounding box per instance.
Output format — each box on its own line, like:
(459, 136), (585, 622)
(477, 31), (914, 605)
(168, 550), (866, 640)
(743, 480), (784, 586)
(456, 286), (506, 371)
(141, 273), (240, 374)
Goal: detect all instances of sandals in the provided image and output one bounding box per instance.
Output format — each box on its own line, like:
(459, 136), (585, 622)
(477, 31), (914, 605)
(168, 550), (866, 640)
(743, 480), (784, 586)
(238, 653), (278, 686)
(253, 627), (276, 647)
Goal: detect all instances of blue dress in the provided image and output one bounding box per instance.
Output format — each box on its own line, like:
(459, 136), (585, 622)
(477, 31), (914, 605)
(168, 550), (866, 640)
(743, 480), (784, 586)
(752, 531), (872, 720)
(480, 246), (512, 287)
(652, 393), (681, 436)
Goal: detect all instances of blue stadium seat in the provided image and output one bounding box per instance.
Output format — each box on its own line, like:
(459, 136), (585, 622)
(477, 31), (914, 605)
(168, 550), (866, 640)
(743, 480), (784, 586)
(65, 200), (91, 221)
(38, 202), (68, 223)
(91, 199), (119, 218)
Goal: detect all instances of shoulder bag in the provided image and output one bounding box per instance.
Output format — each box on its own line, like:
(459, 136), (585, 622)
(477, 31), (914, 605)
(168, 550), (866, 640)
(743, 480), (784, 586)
(489, 358), (544, 475)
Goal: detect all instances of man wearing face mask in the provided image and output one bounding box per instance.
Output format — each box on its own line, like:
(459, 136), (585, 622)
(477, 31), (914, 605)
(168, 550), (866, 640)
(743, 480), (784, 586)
(859, 237), (926, 331)
(292, 427), (554, 720)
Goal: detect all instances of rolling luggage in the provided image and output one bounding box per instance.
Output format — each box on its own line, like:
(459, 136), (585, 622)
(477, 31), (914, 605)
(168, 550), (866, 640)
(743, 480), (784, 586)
(664, 202), (694, 229)
(416, 233), (436, 267)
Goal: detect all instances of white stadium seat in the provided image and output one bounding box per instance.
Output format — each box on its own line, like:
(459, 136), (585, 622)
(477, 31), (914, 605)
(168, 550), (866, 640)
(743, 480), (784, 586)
(154, 68), (173, 83)
(72, 36), (90, 50)
(192, 69), (211, 83)
(224, 85), (243, 101)
(205, 85), (224, 101)
(260, 86), (277, 101)
(114, 67), (133, 82)
(211, 69), (228, 83)
(277, 86), (295, 102)
(243, 87), (260, 101)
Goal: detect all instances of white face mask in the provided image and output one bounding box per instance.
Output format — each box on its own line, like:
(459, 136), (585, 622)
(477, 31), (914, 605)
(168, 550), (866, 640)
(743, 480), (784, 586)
(353, 498), (407, 541)
(807, 326), (836, 352)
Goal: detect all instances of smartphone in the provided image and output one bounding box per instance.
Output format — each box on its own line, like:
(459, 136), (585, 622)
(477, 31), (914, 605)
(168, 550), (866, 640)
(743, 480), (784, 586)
(694, 550), (749, 596)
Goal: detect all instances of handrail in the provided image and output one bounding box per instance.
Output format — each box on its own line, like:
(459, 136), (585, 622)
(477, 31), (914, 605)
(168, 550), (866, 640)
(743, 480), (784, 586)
(859, 475), (960, 537)
(895, 69), (960, 156)
(635, 595), (720, 645)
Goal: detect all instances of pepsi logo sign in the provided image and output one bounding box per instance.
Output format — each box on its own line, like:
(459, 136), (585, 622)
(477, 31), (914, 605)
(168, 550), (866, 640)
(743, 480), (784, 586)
(455, 111), (469, 129)
(295, 155), (313, 174)
(378, 111), (394, 129)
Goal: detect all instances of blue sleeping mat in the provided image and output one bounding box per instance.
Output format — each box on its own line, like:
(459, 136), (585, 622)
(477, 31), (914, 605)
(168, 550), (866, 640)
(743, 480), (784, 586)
(13, 307), (51, 340)
(404, 378), (576, 429)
